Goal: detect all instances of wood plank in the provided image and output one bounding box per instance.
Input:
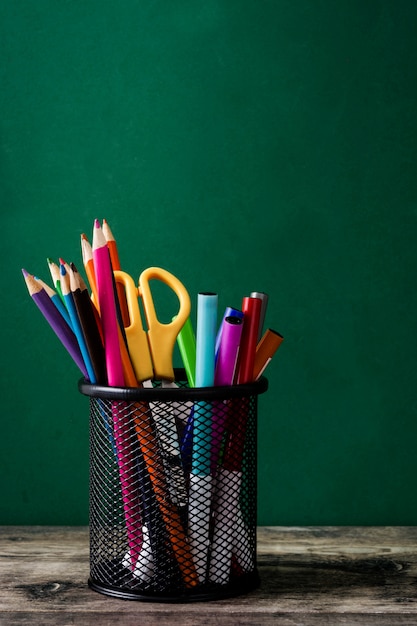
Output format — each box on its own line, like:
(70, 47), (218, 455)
(1, 527), (417, 624)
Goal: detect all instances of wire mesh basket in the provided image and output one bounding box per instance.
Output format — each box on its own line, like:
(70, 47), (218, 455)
(79, 369), (268, 602)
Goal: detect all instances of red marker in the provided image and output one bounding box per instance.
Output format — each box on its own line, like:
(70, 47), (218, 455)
(236, 296), (262, 384)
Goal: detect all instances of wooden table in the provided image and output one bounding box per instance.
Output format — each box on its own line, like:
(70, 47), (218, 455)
(1, 526), (417, 624)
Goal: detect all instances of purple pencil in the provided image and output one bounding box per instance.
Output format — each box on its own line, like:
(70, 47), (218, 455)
(22, 269), (88, 377)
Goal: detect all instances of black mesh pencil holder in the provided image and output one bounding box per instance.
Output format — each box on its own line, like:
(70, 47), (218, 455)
(79, 369), (268, 602)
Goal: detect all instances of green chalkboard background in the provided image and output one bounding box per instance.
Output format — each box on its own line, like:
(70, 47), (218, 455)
(1, 1), (417, 525)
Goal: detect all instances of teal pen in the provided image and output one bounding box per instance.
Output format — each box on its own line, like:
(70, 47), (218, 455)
(189, 291), (218, 583)
(195, 292), (217, 388)
(193, 292), (218, 473)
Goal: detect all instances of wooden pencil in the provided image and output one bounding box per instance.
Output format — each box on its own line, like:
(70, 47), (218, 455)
(60, 261), (95, 382)
(35, 275), (72, 329)
(22, 269), (88, 377)
(92, 220), (124, 387)
(102, 218), (130, 326)
(69, 263), (107, 385)
(81, 234), (99, 307)
(47, 258), (65, 304)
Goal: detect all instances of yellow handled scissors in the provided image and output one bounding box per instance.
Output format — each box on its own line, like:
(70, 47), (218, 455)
(114, 267), (191, 382)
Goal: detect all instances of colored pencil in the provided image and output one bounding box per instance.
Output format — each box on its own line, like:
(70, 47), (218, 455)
(47, 258), (65, 305)
(22, 269), (88, 377)
(81, 233), (99, 307)
(35, 275), (72, 328)
(92, 220), (124, 387)
(69, 263), (107, 385)
(60, 261), (95, 382)
(92, 220), (143, 568)
(102, 218), (130, 326)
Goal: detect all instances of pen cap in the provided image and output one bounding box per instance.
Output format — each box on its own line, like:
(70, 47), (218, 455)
(236, 296), (262, 385)
(215, 307), (244, 357)
(250, 292), (269, 342)
(253, 328), (284, 380)
(176, 316), (196, 388)
(195, 292), (218, 387)
(214, 316), (243, 386)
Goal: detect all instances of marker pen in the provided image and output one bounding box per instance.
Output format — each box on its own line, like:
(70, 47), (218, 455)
(253, 328), (284, 380)
(214, 316), (244, 386)
(215, 306), (244, 359)
(211, 315), (244, 472)
(250, 291), (269, 342)
(176, 316), (196, 388)
(189, 292), (218, 583)
(236, 296), (262, 385)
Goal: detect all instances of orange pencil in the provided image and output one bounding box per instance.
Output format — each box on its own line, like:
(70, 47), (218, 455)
(253, 328), (284, 380)
(102, 219), (130, 326)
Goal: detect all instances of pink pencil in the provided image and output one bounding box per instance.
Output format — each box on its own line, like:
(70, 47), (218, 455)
(92, 219), (124, 387)
(92, 219), (142, 569)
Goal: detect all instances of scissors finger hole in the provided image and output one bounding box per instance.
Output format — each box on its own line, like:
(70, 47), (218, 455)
(146, 279), (183, 324)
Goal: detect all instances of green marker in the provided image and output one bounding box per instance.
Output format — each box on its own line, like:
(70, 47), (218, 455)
(175, 315), (196, 387)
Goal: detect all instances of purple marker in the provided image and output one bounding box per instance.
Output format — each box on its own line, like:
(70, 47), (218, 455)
(215, 307), (244, 360)
(214, 316), (244, 386)
(212, 315), (244, 472)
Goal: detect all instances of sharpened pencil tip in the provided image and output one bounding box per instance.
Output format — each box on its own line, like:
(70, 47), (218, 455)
(22, 268), (29, 277)
(94, 218), (101, 228)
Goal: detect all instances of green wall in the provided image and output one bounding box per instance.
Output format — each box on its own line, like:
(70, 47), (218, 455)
(2, 1), (417, 525)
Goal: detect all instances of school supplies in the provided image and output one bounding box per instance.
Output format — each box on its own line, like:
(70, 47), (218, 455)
(113, 266), (193, 578)
(22, 217), (283, 600)
(92, 219), (125, 387)
(189, 292), (218, 582)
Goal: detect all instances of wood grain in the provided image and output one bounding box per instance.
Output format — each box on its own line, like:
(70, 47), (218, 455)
(1, 526), (417, 625)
